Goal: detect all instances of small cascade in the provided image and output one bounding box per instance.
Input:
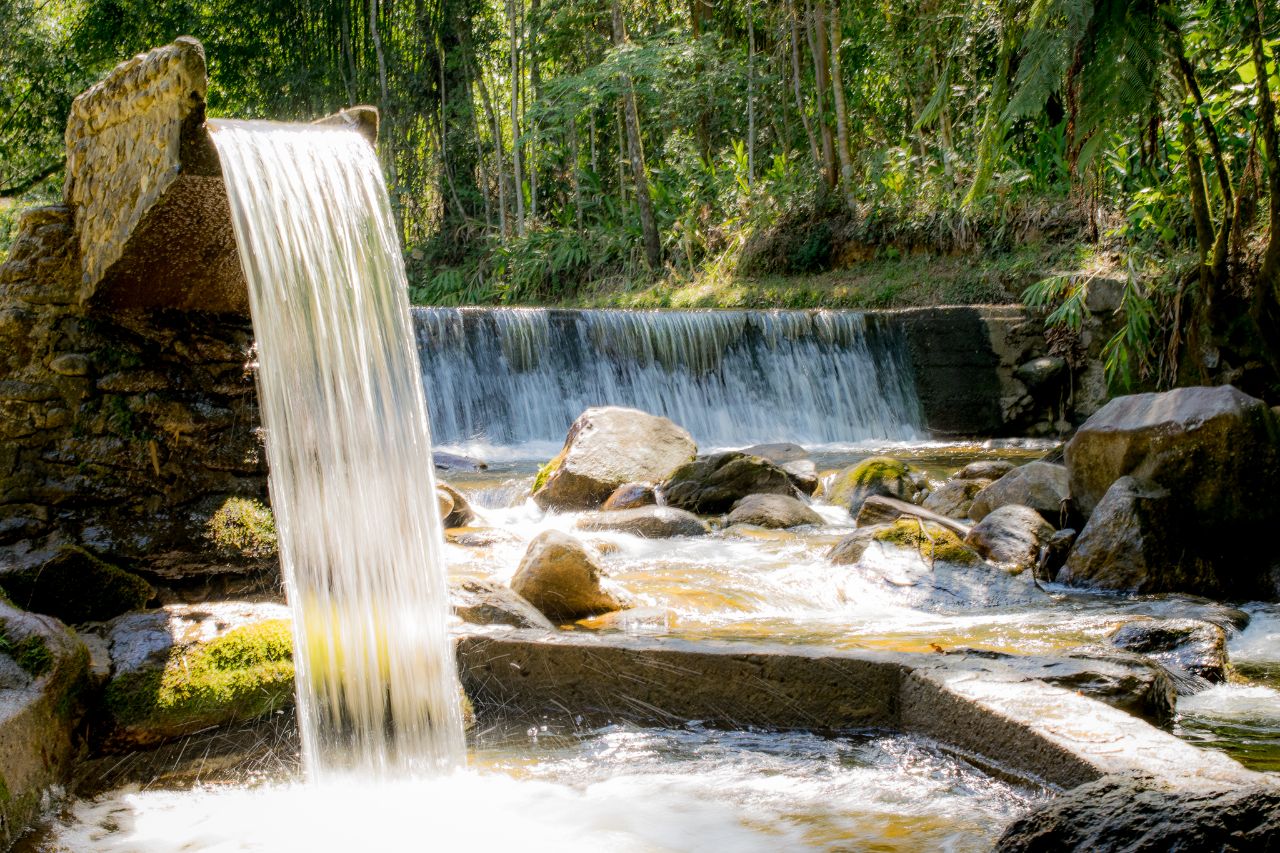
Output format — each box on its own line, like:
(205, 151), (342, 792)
(212, 120), (465, 778)
(415, 307), (923, 450)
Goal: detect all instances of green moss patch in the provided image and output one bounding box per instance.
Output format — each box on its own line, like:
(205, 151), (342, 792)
(0, 545), (152, 624)
(105, 619), (294, 737)
(532, 449), (566, 494)
(0, 623), (52, 677)
(873, 519), (980, 565)
(827, 456), (913, 507)
(207, 497), (278, 559)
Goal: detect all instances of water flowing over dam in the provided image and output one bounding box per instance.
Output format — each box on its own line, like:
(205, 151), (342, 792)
(414, 307), (924, 450)
(212, 120), (465, 778)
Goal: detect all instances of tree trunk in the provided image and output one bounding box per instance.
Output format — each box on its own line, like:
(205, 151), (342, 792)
(369, 0), (395, 189)
(747, 0), (756, 186)
(1179, 113), (1214, 289)
(786, 0), (821, 169)
(805, 1), (837, 187)
(826, 1), (854, 204)
(690, 0), (712, 162)
(963, 4), (1017, 207)
(1247, 0), (1280, 294)
(509, 0), (525, 236)
(529, 0), (541, 219)
(471, 49), (508, 237)
(612, 0), (662, 271)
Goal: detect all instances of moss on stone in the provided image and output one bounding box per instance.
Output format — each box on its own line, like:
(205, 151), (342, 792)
(826, 456), (915, 509)
(0, 545), (152, 624)
(873, 519), (980, 565)
(105, 619), (294, 734)
(532, 449), (566, 494)
(207, 497), (278, 559)
(0, 623), (52, 677)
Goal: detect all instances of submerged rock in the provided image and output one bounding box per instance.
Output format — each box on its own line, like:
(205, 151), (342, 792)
(0, 601), (89, 849)
(825, 456), (918, 514)
(449, 577), (554, 630)
(997, 774), (1280, 852)
(575, 506), (710, 538)
(96, 601), (294, 751)
(968, 461), (1068, 522)
(726, 494), (823, 529)
(510, 531), (623, 621)
(661, 452), (796, 514)
(1108, 618), (1227, 690)
(433, 450), (487, 472)
(437, 481), (478, 528)
(532, 407), (696, 511)
(965, 505), (1054, 575)
(957, 459), (1014, 481)
(921, 477), (989, 518)
(602, 482), (658, 511)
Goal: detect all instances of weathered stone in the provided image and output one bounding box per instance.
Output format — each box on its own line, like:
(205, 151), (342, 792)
(510, 531), (623, 621)
(1109, 618), (1228, 690)
(0, 545), (153, 624)
(602, 482), (657, 510)
(449, 577), (554, 630)
(782, 460), (820, 494)
(827, 527), (880, 565)
(48, 353), (92, 377)
(0, 602), (90, 849)
(1066, 385), (1280, 519)
(957, 459), (1014, 481)
(661, 452), (795, 514)
(825, 456), (917, 514)
(969, 461), (1068, 522)
(575, 506), (710, 538)
(921, 477), (989, 518)
(1014, 355), (1066, 389)
(533, 407), (696, 511)
(727, 494), (823, 529)
(997, 775), (1280, 852)
(433, 450), (487, 472)
(96, 602), (294, 751)
(437, 481), (477, 528)
(1040, 528), (1076, 580)
(965, 505), (1055, 575)
(740, 442), (808, 464)
(1057, 477), (1212, 595)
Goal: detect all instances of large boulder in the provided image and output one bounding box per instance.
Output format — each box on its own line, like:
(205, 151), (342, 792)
(1109, 618), (1227, 690)
(575, 506), (710, 538)
(95, 602), (295, 751)
(997, 775), (1280, 852)
(449, 577), (554, 630)
(921, 478), (989, 518)
(742, 443), (818, 493)
(1066, 385), (1280, 519)
(824, 456), (917, 514)
(968, 461), (1068, 522)
(532, 408), (696, 511)
(965, 505), (1055, 575)
(510, 531), (623, 621)
(0, 602), (89, 849)
(0, 544), (153, 624)
(727, 494), (823, 529)
(1057, 476), (1219, 595)
(660, 452), (795, 514)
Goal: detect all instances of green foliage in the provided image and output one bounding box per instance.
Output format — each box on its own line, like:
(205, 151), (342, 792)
(206, 497), (278, 559)
(0, 623), (53, 678)
(873, 519), (980, 565)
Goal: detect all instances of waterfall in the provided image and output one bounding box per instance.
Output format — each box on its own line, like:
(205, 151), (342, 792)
(415, 307), (922, 451)
(212, 120), (465, 778)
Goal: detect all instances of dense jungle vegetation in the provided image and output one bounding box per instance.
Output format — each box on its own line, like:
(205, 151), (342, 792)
(1, 0), (1278, 394)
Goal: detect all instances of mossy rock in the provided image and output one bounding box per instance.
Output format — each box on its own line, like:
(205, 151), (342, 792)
(0, 545), (152, 624)
(825, 457), (918, 513)
(531, 449), (566, 494)
(206, 497), (278, 559)
(104, 619), (295, 749)
(872, 519), (980, 565)
(0, 623), (52, 678)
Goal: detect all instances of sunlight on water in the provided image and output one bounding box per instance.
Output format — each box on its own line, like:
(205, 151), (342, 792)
(37, 728), (1035, 852)
(211, 120), (464, 778)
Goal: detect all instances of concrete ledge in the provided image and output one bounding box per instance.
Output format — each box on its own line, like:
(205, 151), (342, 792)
(456, 630), (1267, 791)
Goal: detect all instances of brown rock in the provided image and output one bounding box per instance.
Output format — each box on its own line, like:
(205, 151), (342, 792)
(510, 531), (623, 622)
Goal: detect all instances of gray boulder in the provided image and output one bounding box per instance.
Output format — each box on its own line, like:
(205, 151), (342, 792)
(532, 407), (696, 511)
(964, 505), (1055, 575)
(575, 506), (710, 538)
(968, 461), (1068, 522)
(449, 577), (554, 630)
(1058, 477), (1205, 594)
(997, 775), (1280, 852)
(957, 459), (1014, 481)
(510, 531), (624, 621)
(1015, 355), (1067, 389)
(727, 494), (823, 529)
(1066, 385), (1280, 519)
(602, 482), (657, 511)
(742, 443), (818, 493)
(1109, 618), (1227, 691)
(921, 477), (989, 518)
(661, 452), (796, 514)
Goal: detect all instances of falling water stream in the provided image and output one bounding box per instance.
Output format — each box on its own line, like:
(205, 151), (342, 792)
(210, 120), (464, 778)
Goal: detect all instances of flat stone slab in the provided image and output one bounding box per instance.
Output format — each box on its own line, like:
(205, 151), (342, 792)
(455, 630), (1268, 792)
